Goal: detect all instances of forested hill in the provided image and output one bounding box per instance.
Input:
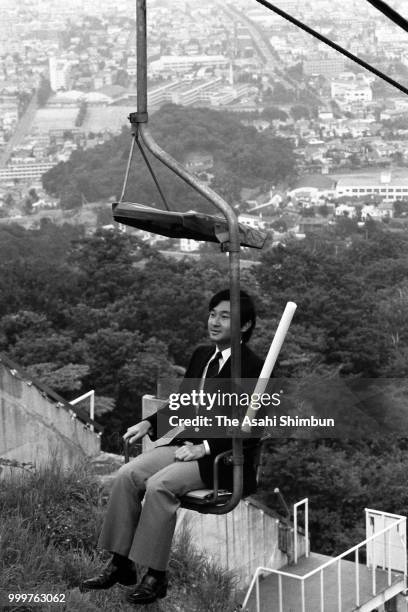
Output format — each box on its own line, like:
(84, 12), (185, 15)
(42, 104), (297, 210)
(2, 220), (408, 554)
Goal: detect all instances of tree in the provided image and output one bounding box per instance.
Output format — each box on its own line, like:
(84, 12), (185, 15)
(37, 77), (52, 106)
(317, 204), (330, 217)
(4, 193), (15, 208)
(259, 438), (408, 554)
(210, 170), (241, 203)
(67, 229), (148, 307)
(25, 362), (90, 394)
(348, 153), (361, 168)
(261, 106), (288, 122)
(75, 100), (87, 127)
(393, 199), (408, 217)
(272, 82), (293, 104)
(42, 105), (298, 208)
(60, 183), (82, 210)
(290, 105), (310, 121)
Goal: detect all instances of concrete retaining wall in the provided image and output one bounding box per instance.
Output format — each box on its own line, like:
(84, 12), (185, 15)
(0, 358), (100, 474)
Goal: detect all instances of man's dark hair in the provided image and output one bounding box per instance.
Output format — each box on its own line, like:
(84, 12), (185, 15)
(208, 289), (256, 343)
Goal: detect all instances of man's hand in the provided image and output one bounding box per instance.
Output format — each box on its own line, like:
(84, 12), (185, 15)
(123, 420), (152, 446)
(175, 441), (206, 461)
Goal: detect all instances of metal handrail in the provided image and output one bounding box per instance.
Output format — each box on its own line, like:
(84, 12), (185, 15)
(242, 511), (406, 611)
(293, 498), (309, 564)
(70, 390), (95, 432)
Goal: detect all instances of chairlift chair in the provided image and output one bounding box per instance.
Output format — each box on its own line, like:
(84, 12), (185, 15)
(114, 0), (296, 515)
(117, 0), (408, 514)
(124, 436), (270, 514)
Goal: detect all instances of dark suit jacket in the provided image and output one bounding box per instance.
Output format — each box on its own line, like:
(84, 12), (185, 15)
(146, 343), (263, 495)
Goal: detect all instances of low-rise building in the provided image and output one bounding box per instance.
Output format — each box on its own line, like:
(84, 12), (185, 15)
(288, 175), (337, 202)
(331, 72), (372, 104)
(336, 171), (408, 203)
(149, 54), (229, 76)
(335, 203), (357, 218)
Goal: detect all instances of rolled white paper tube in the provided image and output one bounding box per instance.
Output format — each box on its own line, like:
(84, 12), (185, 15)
(241, 301), (297, 432)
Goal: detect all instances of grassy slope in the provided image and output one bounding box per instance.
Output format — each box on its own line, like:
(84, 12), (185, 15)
(0, 461), (239, 612)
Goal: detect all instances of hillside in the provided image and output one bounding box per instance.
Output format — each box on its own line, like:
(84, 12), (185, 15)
(41, 104), (297, 211)
(0, 459), (239, 612)
(2, 219), (408, 556)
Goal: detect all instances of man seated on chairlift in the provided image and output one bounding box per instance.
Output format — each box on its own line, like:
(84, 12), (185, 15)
(81, 288), (263, 606)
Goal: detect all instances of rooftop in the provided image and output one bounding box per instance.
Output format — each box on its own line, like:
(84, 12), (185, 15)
(292, 175), (337, 190)
(336, 171), (408, 187)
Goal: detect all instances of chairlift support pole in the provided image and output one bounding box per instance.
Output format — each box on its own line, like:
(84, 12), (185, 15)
(130, 0), (243, 514)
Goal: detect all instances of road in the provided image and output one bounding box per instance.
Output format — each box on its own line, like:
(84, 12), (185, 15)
(0, 93), (38, 168)
(215, 0), (322, 104)
(215, 0), (293, 86)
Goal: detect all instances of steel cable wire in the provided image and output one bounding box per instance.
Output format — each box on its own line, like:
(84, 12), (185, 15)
(255, 0), (408, 97)
(365, 0), (408, 34)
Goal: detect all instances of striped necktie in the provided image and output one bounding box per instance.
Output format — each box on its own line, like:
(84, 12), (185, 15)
(203, 351), (223, 392)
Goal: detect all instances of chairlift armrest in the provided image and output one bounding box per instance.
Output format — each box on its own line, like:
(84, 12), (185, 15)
(212, 449), (233, 500)
(124, 438), (143, 463)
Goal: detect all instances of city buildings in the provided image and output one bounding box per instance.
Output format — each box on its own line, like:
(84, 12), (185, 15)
(0, 0), (406, 241)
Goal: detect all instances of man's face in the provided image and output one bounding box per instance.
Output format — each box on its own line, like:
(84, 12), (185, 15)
(208, 300), (231, 349)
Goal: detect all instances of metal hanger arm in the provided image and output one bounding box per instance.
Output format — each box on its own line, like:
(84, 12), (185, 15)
(135, 127), (171, 211)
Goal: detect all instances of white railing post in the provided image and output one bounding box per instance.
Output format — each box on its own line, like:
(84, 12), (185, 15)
(294, 507), (298, 564)
(337, 558), (342, 612)
(301, 580), (306, 612)
(256, 573), (260, 612)
(404, 521), (408, 587)
(354, 548), (360, 606)
(90, 391), (95, 431)
(294, 498), (309, 564)
(320, 569), (325, 612)
(387, 530), (391, 586)
(372, 533), (376, 595)
(355, 548), (360, 607)
(305, 498), (309, 557)
(365, 508), (370, 568)
(382, 513), (386, 570)
(69, 389), (95, 431)
(278, 574), (283, 612)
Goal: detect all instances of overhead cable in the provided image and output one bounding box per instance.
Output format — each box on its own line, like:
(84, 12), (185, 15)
(365, 0), (408, 35)
(255, 0), (408, 97)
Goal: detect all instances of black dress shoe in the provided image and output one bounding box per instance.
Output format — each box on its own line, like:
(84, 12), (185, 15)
(80, 560), (137, 591)
(126, 573), (168, 605)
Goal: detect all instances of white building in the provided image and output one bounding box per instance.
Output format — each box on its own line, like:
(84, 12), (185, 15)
(0, 161), (54, 183)
(335, 203), (357, 218)
(238, 213), (265, 230)
(331, 73), (372, 104)
(180, 238), (200, 252)
(0, 102), (18, 129)
(149, 55), (229, 76)
(49, 56), (71, 92)
(361, 202), (394, 220)
(336, 171), (408, 203)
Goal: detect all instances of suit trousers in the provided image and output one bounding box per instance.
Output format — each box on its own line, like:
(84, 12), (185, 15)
(97, 445), (205, 570)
